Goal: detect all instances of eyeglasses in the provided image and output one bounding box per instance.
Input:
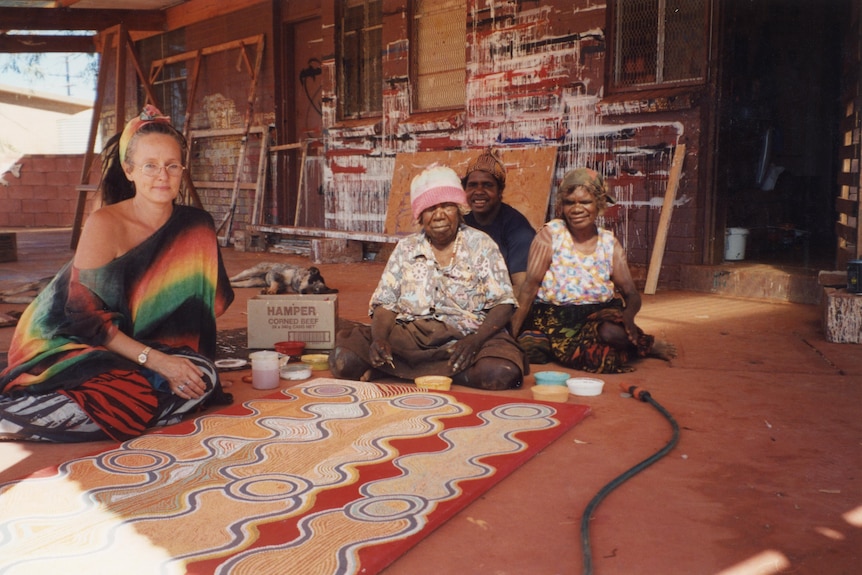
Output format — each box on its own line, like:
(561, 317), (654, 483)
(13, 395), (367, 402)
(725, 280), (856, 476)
(135, 163), (185, 178)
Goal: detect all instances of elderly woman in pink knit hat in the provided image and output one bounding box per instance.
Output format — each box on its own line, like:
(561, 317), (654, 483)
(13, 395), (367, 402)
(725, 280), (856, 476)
(329, 164), (527, 390)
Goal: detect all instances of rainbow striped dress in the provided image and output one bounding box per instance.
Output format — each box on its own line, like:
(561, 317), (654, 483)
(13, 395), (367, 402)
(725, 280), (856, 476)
(0, 205), (234, 438)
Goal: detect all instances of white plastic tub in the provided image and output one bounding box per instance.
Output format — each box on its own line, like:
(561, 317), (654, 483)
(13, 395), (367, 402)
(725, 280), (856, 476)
(724, 227), (749, 261)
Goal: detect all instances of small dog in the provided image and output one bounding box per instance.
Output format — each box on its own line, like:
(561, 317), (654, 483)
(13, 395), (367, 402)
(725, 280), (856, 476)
(229, 262), (338, 295)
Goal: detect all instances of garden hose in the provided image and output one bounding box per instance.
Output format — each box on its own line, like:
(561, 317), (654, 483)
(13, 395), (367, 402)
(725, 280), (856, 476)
(580, 383), (680, 575)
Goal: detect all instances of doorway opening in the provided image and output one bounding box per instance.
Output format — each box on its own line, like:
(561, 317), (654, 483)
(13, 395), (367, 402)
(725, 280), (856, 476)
(716, 0), (848, 270)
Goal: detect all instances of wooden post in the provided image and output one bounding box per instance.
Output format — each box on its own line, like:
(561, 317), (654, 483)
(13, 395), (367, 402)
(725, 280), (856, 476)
(70, 26), (161, 249)
(269, 142), (304, 226)
(251, 133), (271, 226)
(294, 141), (308, 227)
(217, 35), (266, 245)
(644, 144), (686, 295)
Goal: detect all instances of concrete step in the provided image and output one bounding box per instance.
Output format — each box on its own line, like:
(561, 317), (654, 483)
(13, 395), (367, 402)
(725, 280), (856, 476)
(679, 262), (822, 305)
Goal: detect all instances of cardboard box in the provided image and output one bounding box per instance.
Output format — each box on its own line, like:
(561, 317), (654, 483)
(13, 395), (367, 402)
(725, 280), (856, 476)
(247, 294), (338, 350)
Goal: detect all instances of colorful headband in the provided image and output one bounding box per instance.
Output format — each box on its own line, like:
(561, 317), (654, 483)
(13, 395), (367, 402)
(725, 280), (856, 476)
(464, 146), (507, 188)
(119, 104), (172, 163)
(559, 167), (616, 205)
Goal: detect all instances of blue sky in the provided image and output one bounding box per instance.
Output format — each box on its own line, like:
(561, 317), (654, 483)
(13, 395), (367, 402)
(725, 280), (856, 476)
(0, 52), (97, 101)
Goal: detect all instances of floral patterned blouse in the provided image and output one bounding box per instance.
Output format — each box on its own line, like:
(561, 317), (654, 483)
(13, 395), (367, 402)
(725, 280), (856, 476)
(536, 220), (616, 306)
(370, 225), (516, 335)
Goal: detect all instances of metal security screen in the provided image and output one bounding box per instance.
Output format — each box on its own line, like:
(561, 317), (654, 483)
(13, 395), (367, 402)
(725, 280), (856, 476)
(612, 0), (709, 90)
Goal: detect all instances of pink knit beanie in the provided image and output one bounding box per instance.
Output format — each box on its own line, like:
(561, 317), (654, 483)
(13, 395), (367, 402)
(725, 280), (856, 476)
(410, 164), (468, 220)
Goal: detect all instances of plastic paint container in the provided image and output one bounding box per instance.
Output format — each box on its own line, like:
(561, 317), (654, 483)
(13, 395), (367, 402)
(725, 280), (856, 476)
(566, 377), (605, 397)
(848, 260), (862, 293)
(274, 340), (306, 357)
(249, 350), (280, 390)
(724, 227), (749, 261)
(414, 375), (452, 391)
(281, 364), (312, 381)
(301, 354), (330, 371)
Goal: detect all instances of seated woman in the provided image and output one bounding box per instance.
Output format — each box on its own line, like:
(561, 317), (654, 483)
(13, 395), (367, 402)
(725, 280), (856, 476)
(329, 165), (527, 390)
(0, 105), (234, 442)
(510, 168), (676, 373)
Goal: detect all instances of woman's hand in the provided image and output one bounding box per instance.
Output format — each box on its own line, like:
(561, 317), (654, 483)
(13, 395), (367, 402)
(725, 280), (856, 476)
(148, 349), (207, 399)
(448, 334), (483, 372)
(104, 331), (206, 400)
(369, 306), (397, 369)
(449, 304), (514, 372)
(369, 338), (395, 369)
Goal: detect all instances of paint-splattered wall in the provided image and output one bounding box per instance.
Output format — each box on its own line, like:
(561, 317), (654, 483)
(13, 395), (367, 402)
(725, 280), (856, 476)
(318, 0), (701, 286)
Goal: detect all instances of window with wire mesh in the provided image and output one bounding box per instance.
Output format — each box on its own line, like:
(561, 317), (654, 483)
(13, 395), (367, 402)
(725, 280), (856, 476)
(610, 0), (710, 91)
(339, 0), (383, 118)
(412, 0), (466, 111)
(138, 30), (188, 125)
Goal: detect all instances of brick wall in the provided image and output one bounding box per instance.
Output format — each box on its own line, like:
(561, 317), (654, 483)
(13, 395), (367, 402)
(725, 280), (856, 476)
(310, 0), (703, 288)
(0, 154), (97, 228)
(26, 1), (709, 290)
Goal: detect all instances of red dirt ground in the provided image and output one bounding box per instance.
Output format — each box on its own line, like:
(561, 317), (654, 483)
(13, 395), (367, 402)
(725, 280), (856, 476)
(1, 229), (861, 575)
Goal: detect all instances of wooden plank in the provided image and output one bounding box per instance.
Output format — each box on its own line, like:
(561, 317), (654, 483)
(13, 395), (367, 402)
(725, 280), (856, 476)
(836, 196), (858, 215)
(193, 181), (258, 190)
(838, 245), (856, 269)
(249, 224), (400, 244)
(181, 50), (202, 139)
(189, 126), (266, 139)
(0, 7), (164, 32)
(644, 144), (686, 295)
(837, 221), (858, 243)
(71, 26), (116, 250)
(124, 28), (158, 108)
(179, 51), (204, 209)
(836, 171), (858, 187)
(251, 134), (271, 226)
(165, 0), (263, 31)
(149, 36), (264, 67)
(0, 35), (95, 53)
(218, 35), (266, 245)
(294, 142), (308, 226)
(270, 142), (304, 152)
(385, 147), (558, 236)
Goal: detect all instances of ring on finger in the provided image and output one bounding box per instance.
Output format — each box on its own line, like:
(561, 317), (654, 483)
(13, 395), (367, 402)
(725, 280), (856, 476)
(178, 384), (186, 392)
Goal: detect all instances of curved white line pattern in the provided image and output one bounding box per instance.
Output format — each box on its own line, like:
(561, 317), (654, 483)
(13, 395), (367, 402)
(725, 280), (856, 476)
(0, 379), (575, 575)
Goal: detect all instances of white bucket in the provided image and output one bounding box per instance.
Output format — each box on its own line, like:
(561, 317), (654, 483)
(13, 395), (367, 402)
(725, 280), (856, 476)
(249, 350), (280, 389)
(724, 227), (749, 261)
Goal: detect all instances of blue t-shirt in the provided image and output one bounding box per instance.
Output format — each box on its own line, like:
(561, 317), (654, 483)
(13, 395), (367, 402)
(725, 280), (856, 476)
(464, 203), (536, 275)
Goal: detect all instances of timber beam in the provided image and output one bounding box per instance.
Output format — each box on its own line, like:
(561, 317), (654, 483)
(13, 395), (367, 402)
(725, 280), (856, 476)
(0, 34), (96, 53)
(0, 8), (165, 32)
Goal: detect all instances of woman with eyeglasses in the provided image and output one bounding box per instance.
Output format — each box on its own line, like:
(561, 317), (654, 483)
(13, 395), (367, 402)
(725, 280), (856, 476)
(0, 105), (234, 442)
(329, 165), (527, 390)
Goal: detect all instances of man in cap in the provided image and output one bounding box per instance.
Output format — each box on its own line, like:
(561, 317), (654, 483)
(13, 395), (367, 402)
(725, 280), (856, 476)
(462, 147), (536, 297)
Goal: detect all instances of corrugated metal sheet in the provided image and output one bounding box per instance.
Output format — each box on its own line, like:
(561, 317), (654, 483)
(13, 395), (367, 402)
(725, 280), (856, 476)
(56, 110), (96, 154)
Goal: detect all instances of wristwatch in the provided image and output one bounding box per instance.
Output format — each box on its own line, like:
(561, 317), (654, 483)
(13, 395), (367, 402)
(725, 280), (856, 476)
(137, 346), (152, 365)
